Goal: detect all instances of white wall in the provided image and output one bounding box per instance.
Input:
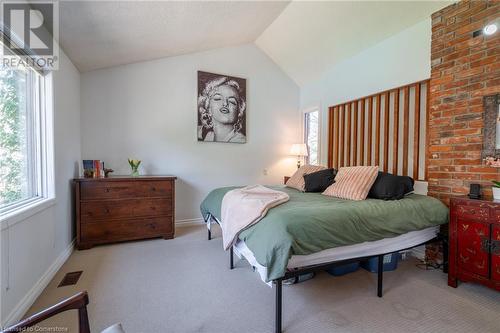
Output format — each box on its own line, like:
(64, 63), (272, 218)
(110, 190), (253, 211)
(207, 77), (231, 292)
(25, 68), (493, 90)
(81, 44), (300, 221)
(300, 19), (432, 166)
(1, 50), (81, 325)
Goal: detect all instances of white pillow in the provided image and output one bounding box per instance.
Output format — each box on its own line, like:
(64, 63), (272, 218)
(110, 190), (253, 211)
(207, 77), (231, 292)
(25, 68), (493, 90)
(323, 166), (379, 200)
(286, 165), (326, 191)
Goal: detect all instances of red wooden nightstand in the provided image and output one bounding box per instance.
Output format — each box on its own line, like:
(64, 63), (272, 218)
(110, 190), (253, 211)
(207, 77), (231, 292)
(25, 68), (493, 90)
(449, 196), (500, 291)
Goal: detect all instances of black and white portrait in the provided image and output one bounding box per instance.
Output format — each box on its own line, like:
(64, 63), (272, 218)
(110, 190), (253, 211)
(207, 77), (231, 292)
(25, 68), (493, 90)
(197, 71), (246, 143)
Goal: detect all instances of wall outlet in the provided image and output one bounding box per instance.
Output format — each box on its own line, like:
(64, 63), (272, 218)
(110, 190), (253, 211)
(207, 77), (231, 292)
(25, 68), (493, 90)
(263, 169), (268, 176)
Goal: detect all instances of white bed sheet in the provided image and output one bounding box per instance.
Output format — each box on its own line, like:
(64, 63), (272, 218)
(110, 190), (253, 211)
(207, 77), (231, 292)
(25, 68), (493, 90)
(233, 226), (439, 285)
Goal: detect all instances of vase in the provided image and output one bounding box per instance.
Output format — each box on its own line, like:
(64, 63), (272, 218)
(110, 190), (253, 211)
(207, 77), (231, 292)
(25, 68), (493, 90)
(131, 167), (139, 177)
(493, 187), (500, 201)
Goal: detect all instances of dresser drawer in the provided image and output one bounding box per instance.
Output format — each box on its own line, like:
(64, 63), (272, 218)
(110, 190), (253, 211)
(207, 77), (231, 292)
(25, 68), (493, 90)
(80, 180), (173, 200)
(454, 205), (489, 221)
(81, 216), (173, 243)
(75, 176), (176, 250)
(81, 198), (172, 221)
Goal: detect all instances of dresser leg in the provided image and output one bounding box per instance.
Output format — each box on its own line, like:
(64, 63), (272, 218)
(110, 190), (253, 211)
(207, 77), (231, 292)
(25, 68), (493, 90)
(448, 277), (458, 288)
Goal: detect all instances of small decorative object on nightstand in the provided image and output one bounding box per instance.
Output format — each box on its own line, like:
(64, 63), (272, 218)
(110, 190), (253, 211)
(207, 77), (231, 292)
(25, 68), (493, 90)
(290, 143), (308, 169)
(74, 175), (176, 250)
(468, 183), (481, 199)
(492, 181), (500, 201)
(449, 196), (500, 291)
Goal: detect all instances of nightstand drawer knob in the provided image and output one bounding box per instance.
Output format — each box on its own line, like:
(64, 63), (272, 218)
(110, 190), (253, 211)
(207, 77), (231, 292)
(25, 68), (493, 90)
(492, 240), (500, 255)
(480, 237), (490, 253)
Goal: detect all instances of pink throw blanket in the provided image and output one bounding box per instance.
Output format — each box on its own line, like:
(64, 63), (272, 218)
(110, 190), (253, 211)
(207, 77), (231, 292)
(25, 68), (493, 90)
(220, 185), (290, 250)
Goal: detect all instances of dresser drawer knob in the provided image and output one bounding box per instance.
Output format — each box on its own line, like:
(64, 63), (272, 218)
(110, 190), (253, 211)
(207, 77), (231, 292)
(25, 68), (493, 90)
(105, 188), (110, 193)
(151, 187), (156, 191)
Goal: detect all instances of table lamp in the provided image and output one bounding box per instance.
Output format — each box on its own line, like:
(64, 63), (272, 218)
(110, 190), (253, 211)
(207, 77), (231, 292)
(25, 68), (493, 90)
(290, 143), (308, 169)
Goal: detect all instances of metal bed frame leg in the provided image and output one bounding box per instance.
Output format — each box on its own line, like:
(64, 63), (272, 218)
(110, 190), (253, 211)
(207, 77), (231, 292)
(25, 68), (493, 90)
(230, 246), (234, 270)
(275, 279), (282, 333)
(205, 213), (212, 240)
(377, 254), (384, 297)
(442, 234), (449, 273)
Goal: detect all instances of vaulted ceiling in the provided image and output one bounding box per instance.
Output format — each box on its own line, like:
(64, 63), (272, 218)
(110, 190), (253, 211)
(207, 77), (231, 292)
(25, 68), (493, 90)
(256, 1), (452, 87)
(58, 1), (452, 79)
(59, 1), (290, 72)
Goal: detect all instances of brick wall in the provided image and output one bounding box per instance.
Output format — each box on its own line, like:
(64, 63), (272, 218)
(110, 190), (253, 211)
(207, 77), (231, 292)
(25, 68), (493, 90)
(428, 0), (500, 205)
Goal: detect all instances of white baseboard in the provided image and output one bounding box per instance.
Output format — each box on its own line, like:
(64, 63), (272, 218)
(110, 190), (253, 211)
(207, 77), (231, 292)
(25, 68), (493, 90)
(3, 239), (75, 327)
(175, 218), (204, 227)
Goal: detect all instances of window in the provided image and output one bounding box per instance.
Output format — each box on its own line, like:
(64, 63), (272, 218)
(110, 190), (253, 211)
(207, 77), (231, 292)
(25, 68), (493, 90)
(0, 58), (53, 217)
(304, 109), (320, 165)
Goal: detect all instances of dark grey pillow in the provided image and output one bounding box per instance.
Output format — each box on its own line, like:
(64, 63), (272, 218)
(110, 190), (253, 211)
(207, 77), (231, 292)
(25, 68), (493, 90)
(368, 172), (414, 200)
(303, 168), (336, 193)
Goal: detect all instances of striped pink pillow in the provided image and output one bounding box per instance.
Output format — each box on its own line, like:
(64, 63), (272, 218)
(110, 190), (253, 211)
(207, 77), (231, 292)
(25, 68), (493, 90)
(286, 165), (326, 191)
(323, 166), (379, 200)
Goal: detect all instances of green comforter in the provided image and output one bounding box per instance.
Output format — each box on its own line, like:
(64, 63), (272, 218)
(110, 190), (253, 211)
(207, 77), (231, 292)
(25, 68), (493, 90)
(200, 186), (448, 281)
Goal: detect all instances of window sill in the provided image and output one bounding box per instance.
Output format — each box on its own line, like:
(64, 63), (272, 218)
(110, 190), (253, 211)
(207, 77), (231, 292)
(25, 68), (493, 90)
(0, 197), (56, 230)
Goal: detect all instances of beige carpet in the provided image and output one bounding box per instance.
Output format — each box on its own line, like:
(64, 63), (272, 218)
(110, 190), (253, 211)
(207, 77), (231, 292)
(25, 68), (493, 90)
(25, 225), (500, 333)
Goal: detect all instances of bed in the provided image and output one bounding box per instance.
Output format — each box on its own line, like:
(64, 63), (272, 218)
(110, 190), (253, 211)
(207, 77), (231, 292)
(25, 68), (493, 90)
(200, 185), (448, 332)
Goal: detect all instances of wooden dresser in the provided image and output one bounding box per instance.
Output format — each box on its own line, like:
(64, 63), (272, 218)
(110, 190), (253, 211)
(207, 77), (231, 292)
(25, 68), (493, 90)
(74, 176), (176, 250)
(449, 197), (500, 291)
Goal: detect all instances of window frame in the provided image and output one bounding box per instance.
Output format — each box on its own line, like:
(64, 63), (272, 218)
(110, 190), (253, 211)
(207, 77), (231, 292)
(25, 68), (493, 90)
(0, 67), (55, 225)
(302, 106), (321, 166)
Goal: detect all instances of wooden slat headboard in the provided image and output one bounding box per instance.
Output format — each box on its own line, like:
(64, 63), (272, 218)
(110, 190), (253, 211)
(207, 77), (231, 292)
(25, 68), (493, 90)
(327, 80), (429, 181)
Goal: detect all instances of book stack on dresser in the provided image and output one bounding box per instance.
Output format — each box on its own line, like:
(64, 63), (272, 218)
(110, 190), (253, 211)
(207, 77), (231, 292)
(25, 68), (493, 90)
(74, 176), (176, 250)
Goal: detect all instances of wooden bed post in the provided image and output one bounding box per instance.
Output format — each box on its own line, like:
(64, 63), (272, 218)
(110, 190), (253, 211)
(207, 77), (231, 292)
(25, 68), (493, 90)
(1, 291), (90, 333)
(78, 305), (91, 333)
(275, 279), (282, 333)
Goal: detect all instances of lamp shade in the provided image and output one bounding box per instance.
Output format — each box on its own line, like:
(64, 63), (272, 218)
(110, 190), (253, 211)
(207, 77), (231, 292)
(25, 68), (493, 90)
(290, 143), (308, 156)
